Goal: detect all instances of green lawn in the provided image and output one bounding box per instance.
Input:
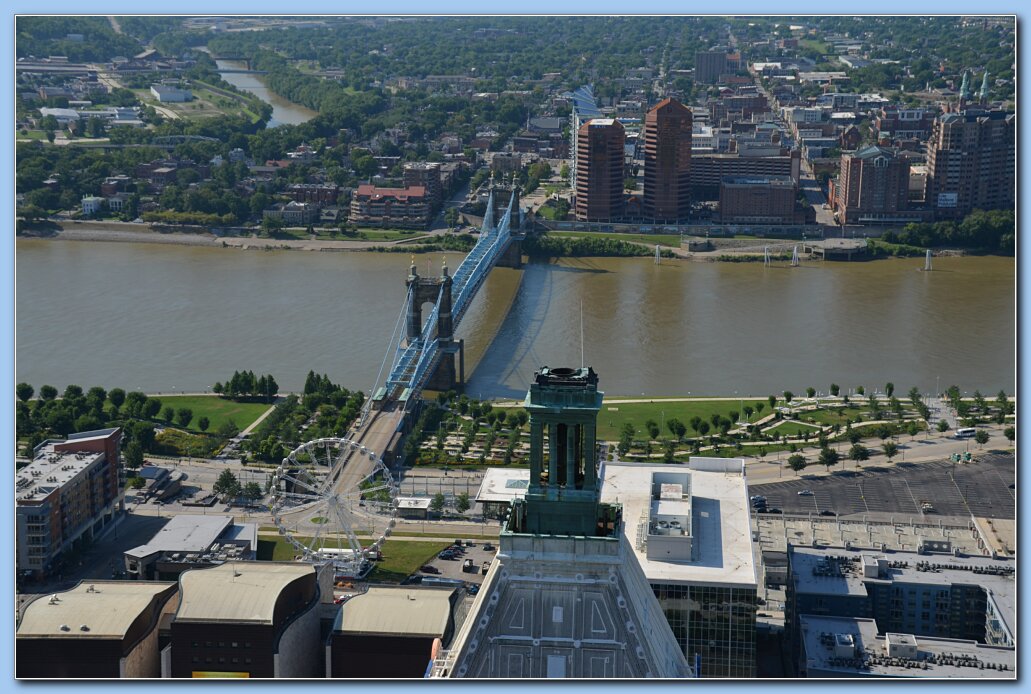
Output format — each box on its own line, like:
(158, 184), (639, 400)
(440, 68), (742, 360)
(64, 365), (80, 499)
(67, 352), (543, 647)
(596, 399), (770, 438)
(803, 406), (870, 426)
(256, 535), (449, 583)
(765, 420), (823, 437)
(548, 231), (683, 247)
(146, 395), (271, 433)
(367, 540), (452, 583)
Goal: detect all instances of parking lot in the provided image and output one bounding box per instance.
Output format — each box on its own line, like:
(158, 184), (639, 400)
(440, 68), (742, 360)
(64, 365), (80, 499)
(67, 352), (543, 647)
(750, 453), (1014, 519)
(412, 539), (498, 586)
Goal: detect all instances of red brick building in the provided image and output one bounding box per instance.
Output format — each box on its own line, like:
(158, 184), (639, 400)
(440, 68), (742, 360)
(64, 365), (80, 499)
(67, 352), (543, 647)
(834, 146), (913, 224)
(719, 176), (804, 224)
(643, 98), (692, 223)
(350, 184), (431, 228)
(574, 118), (625, 222)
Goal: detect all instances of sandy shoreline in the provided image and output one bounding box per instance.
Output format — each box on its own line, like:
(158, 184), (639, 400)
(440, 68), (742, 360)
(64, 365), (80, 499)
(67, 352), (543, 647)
(21, 222), (400, 252)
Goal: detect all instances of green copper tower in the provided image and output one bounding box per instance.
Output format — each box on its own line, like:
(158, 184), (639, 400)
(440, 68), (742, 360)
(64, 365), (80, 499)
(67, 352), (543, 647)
(508, 365), (617, 537)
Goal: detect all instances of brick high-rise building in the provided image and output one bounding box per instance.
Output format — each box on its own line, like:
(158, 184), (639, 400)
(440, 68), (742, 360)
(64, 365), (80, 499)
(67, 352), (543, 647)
(695, 50), (728, 84)
(834, 146), (911, 224)
(574, 118), (625, 222)
(924, 109), (1015, 218)
(403, 162), (443, 208)
(643, 98), (692, 222)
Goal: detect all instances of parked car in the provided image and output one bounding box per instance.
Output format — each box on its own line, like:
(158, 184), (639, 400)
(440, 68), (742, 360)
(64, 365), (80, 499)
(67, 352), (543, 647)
(420, 565), (440, 574)
(481, 561), (491, 575)
(797, 489), (814, 496)
(463, 558), (475, 572)
(334, 595), (351, 605)
(765, 508), (783, 514)
(819, 510), (837, 517)
(467, 584), (479, 595)
(750, 495), (766, 503)
(483, 542), (495, 552)
(438, 551), (456, 560)
(464, 540), (475, 547)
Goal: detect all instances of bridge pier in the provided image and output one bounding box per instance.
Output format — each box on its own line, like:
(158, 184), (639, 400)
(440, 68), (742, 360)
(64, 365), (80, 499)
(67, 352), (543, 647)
(495, 237), (523, 268)
(425, 339), (465, 392)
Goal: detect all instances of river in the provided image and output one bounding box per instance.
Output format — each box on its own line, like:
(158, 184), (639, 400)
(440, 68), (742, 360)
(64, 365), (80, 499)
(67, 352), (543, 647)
(215, 60), (317, 128)
(15, 240), (1015, 398)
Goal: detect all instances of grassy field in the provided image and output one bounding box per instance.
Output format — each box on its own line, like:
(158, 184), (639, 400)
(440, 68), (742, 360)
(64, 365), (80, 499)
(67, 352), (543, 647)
(596, 399), (771, 437)
(765, 420), (823, 437)
(146, 395), (271, 433)
(256, 535), (449, 583)
(548, 231), (683, 247)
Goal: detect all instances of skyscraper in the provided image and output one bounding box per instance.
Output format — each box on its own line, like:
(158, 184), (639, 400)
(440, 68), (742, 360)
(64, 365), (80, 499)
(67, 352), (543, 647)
(924, 108), (1014, 218)
(695, 49), (728, 84)
(574, 118), (625, 222)
(643, 98), (692, 222)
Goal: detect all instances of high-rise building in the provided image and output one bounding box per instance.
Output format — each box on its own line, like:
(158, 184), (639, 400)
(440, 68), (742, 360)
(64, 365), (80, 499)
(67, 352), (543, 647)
(643, 98), (693, 222)
(834, 146), (914, 224)
(924, 108), (1015, 218)
(574, 118), (625, 222)
(566, 85), (603, 187)
(695, 49), (728, 84)
(403, 162), (442, 208)
(433, 367), (692, 679)
(17, 428), (123, 580)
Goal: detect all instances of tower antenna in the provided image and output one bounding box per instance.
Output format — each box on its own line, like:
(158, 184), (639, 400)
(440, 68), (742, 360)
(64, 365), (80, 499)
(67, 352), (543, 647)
(580, 300), (585, 368)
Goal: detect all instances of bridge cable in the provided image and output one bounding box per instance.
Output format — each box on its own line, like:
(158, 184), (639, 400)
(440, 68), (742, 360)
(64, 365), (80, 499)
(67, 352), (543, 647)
(360, 283), (413, 426)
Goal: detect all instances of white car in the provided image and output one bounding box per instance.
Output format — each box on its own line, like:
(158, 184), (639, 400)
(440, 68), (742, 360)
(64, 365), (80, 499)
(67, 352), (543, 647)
(797, 489), (814, 496)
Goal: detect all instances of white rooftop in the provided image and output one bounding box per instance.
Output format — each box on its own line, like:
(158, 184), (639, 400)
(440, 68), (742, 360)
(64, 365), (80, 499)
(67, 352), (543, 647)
(800, 615), (1015, 678)
(475, 468), (530, 504)
(18, 581), (176, 639)
(396, 497), (432, 510)
(124, 515), (238, 559)
(599, 458), (757, 588)
(16, 445), (105, 502)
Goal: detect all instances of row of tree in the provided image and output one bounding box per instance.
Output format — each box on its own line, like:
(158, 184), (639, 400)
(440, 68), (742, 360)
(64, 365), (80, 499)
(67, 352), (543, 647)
(214, 371), (279, 403)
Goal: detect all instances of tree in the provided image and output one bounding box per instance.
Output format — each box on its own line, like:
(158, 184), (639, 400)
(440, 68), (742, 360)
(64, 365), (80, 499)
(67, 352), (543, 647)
(882, 441), (899, 461)
(667, 418), (686, 441)
(755, 403), (765, 416)
(217, 418), (240, 439)
(39, 384), (58, 401)
(787, 454), (807, 474)
(885, 382), (895, 398)
(783, 391), (794, 404)
(1004, 426), (1014, 443)
(444, 207), (460, 229)
(144, 397), (162, 420)
(819, 447), (839, 469)
(618, 422), (634, 456)
(109, 387), (125, 410)
(198, 416), (210, 432)
(242, 482), (264, 502)
(16, 383), (33, 402)
(689, 416), (702, 433)
(768, 395), (777, 409)
(213, 469), (241, 500)
(742, 405), (754, 421)
(430, 492), (446, 514)
(974, 429), (990, 447)
(906, 421), (921, 439)
(176, 408), (193, 428)
(124, 391), (147, 418)
(662, 439), (676, 464)
(162, 406), (175, 424)
(830, 383), (840, 397)
(645, 419), (660, 440)
(937, 419), (950, 433)
(849, 443), (870, 464)
(698, 421), (710, 437)
(455, 492), (471, 514)
(806, 387), (816, 399)
(123, 441), (144, 472)
(856, 386), (865, 396)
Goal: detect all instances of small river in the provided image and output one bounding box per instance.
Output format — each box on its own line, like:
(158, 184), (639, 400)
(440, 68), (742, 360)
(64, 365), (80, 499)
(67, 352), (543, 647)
(15, 241), (1015, 398)
(215, 60), (317, 128)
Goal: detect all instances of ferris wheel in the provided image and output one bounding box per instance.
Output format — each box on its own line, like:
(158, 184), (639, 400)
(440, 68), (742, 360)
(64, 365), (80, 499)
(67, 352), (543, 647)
(269, 437), (399, 579)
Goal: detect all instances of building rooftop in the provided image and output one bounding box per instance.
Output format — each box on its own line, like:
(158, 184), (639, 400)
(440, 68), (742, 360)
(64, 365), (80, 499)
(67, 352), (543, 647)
(355, 184), (426, 200)
(18, 581), (176, 639)
(16, 444), (105, 502)
(176, 562), (314, 625)
(800, 615), (1014, 678)
(722, 175), (796, 186)
(396, 497), (433, 510)
(599, 459), (757, 588)
(790, 546), (1015, 642)
(335, 586), (454, 637)
(124, 514), (251, 559)
(475, 468), (530, 504)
